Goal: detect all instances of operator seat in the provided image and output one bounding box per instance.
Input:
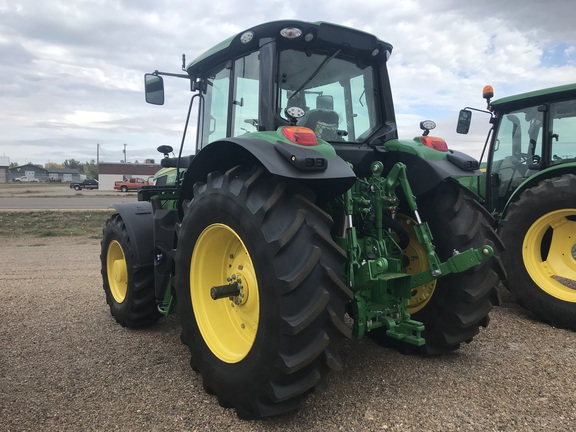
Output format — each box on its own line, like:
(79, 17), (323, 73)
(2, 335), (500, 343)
(299, 109), (339, 141)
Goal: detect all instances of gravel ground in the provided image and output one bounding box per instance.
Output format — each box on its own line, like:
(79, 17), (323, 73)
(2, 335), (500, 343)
(1, 237), (575, 431)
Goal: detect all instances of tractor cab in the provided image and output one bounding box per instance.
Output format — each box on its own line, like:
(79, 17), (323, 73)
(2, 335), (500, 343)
(457, 83), (576, 213)
(145, 21), (397, 154)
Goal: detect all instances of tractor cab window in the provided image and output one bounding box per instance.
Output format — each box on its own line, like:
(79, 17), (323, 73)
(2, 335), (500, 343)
(200, 65), (231, 149)
(550, 100), (576, 164)
(277, 49), (378, 142)
(232, 51), (260, 136)
(490, 106), (543, 206)
(199, 51), (260, 150)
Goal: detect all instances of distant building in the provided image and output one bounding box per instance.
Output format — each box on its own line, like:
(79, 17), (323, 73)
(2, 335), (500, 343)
(0, 156), (9, 183)
(46, 167), (82, 183)
(9, 164), (48, 182)
(8, 163), (81, 182)
(98, 162), (161, 190)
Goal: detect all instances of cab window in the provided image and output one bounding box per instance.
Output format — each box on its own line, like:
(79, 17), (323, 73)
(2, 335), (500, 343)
(200, 65), (231, 149)
(277, 49), (378, 142)
(199, 51), (260, 150)
(550, 100), (576, 163)
(232, 51), (260, 136)
(490, 106), (543, 204)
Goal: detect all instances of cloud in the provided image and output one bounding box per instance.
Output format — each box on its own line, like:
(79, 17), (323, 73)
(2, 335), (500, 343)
(0, 0), (574, 165)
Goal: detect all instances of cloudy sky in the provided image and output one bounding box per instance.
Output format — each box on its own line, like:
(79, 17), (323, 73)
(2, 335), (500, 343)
(1, 0), (575, 166)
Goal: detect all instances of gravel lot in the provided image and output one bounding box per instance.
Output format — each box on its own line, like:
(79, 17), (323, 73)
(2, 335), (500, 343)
(1, 237), (575, 432)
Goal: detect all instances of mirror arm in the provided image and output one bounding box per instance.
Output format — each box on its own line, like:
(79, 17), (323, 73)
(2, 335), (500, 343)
(462, 106), (492, 116)
(151, 70), (191, 80)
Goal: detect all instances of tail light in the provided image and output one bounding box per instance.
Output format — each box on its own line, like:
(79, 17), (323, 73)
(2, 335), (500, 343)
(420, 136), (448, 152)
(281, 127), (318, 146)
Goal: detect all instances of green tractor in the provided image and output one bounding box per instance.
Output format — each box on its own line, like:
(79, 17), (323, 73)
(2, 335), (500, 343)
(457, 83), (576, 329)
(101, 21), (503, 418)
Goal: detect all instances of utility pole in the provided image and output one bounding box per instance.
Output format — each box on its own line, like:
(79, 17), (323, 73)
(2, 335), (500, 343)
(123, 143), (127, 163)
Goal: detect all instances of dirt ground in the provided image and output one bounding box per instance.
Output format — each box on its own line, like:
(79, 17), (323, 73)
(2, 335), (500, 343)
(1, 236), (575, 431)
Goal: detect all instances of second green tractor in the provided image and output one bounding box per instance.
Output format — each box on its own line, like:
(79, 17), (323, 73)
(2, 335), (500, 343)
(457, 83), (576, 330)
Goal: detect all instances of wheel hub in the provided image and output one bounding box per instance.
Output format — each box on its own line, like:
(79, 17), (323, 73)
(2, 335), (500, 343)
(113, 260), (127, 284)
(523, 209), (576, 302)
(191, 223), (260, 363)
(107, 239), (128, 303)
(397, 214), (437, 314)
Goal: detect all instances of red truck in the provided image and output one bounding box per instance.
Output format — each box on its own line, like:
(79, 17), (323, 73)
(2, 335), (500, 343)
(114, 178), (147, 192)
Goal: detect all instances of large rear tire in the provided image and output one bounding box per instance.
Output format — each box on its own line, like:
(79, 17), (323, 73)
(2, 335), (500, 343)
(100, 214), (160, 327)
(175, 166), (352, 419)
(500, 174), (576, 329)
(371, 180), (504, 354)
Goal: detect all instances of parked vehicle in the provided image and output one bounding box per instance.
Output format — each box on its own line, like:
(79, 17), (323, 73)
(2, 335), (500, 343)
(70, 179), (99, 190)
(457, 83), (576, 329)
(101, 21), (504, 419)
(14, 176), (39, 182)
(113, 178), (147, 192)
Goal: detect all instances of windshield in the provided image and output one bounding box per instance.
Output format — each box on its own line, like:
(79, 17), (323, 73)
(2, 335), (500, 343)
(277, 49), (378, 142)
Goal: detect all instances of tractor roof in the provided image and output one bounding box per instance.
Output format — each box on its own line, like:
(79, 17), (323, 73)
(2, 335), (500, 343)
(186, 20), (393, 78)
(491, 82), (576, 112)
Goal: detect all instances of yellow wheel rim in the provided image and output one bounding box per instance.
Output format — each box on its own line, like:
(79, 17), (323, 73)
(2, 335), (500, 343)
(191, 223), (260, 363)
(107, 240), (128, 303)
(397, 214), (437, 314)
(523, 209), (576, 302)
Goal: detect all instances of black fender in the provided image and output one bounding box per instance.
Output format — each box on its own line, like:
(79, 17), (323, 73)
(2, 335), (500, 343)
(503, 162), (576, 213)
(336, 145), (480, 196)
(109, 202), (154, 267)
(179, 137), (357, 205)
(384, 150), (480, 196)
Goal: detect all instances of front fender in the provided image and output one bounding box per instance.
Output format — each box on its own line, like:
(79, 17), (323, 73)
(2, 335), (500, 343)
(109, 202), (154, 267)
(503, 162), (576, 217)
(180, 136), (357, 203)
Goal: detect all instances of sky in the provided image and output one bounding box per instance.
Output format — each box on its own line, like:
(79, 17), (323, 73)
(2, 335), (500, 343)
(1, 0), (575, 166)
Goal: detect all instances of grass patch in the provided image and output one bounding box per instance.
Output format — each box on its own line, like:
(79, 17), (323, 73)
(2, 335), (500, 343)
(0, 211), (115, 238)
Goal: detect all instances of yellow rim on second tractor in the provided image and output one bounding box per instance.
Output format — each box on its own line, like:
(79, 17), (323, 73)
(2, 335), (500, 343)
(523, 209), (576, 302)
(107, 240), (128, 303)
(397, 214), (437, 314)
(191, 223), (260, 363)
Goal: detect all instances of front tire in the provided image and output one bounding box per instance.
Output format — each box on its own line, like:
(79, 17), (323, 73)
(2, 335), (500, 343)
(100, 214), (160, 327)
(500, 174), (576, 329)
(175, 166), (352, 419)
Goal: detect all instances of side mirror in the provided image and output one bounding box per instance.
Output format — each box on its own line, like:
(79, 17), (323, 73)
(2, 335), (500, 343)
(456, 109), (472, 134)
(145, 74), (165, 105)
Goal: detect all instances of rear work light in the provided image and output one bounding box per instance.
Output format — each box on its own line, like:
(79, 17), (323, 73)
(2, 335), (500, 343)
(420, 136), (448, 152)
(281, 127), (318, 146)
(280, 27), (302, 39)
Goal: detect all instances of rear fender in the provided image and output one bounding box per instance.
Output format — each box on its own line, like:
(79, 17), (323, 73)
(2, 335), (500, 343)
(179, 137), (357, 204)
(377, 150), (481, 196)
